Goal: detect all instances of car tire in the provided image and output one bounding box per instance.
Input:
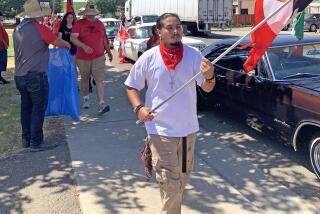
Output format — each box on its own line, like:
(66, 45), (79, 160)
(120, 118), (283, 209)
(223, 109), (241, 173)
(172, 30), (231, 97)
(310, 24), (317, 32)
(309, 132), (320, 179)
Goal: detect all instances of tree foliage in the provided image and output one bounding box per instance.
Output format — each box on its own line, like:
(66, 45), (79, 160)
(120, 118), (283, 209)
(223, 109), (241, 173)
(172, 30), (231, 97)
(50, 0), (63, 14)
(0, 0), (62, 18)
(93, 0), (126, 16)
(0, 0), (25, 17)
(0, 0), (126, 18)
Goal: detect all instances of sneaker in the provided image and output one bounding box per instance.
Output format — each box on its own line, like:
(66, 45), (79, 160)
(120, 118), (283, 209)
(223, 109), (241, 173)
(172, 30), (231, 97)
(98, 102), (110, 114)
(0, 77), (9, 84)
(82, 98), (90, 109)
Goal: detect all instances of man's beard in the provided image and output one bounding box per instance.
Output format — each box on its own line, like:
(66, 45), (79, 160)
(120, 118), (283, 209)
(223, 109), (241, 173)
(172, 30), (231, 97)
(169, 42), (182, 48)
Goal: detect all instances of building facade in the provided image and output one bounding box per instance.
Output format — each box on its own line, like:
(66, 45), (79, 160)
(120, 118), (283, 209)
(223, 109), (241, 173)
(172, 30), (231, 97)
(233, 0), (254, 15)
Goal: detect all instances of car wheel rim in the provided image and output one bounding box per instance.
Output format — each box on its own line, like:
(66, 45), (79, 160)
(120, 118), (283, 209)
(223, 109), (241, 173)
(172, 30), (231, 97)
(310, 137), (320, 179)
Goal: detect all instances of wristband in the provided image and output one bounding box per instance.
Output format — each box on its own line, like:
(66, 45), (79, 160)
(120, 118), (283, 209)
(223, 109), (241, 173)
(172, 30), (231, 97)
(205, 78), (215, 83)
(133, 104), (144, 114)
(205, 74), (215, 81)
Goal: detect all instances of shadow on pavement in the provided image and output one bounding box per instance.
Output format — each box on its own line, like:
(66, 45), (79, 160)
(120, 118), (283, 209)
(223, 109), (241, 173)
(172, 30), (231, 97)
(196, 109), (320, 212)
(0, 117), (81, 213)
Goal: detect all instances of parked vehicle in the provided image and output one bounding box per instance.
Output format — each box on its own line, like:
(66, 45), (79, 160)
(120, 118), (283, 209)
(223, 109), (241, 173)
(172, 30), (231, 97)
(100, 18), (121, 49)
(124, 0), (233, 34)
(197, 35), (320, 180)
(304, 14), (320, 32)
(113, 23), (206, 61)
(132, 15), (158, 25)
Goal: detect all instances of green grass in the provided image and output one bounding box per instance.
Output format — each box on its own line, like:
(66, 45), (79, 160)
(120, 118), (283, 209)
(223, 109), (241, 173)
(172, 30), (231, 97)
(0, 30), (20, 156)
(6, 29), (14, 58)
(0, 69), (21, 156)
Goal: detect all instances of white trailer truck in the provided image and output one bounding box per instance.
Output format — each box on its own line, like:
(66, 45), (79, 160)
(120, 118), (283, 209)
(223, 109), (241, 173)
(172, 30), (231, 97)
(124, 0), (233, 34)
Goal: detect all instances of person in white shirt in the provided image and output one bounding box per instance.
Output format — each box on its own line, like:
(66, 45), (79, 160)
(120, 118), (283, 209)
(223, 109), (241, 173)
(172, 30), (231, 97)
(125, 13), (215, 214)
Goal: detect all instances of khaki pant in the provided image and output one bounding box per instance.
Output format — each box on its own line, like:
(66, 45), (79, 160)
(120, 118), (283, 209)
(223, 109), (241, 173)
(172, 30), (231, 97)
(149, 133), (197, 214)
(76, 55), (106, 82)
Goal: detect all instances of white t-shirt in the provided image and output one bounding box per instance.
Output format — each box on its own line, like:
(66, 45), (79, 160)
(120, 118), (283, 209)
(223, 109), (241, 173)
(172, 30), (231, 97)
(125, 44), (204, 137)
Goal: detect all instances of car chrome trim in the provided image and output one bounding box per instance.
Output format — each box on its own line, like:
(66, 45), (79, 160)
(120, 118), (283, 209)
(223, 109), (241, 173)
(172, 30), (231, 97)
(293, 121), (320, 151)
(264, 52), (276, 81)
(269, 42), (320, 49)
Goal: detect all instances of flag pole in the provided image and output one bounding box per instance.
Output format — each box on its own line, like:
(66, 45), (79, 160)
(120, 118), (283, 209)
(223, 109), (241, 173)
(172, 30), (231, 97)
(136, 0), (294, 124)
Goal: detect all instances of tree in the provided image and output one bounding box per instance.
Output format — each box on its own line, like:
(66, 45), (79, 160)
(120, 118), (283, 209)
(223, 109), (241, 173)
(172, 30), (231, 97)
(50, 0), (63, 13)
(0, 0), (62, 18)
(0, 0), (25, 18)
(94, 0), (126, 16)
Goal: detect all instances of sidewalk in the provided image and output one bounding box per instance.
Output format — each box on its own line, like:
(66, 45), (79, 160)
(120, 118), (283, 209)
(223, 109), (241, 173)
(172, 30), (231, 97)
(64, 60), (261, 214)
(0, 117), (81, 214)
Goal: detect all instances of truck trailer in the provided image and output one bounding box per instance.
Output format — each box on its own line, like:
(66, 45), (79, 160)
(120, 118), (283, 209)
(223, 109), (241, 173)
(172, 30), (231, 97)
(125, 0), (233, 34)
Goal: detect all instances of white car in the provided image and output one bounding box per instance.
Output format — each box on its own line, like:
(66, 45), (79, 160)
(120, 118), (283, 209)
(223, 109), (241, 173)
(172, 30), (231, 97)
(113, 23), (206, 62)
(100, 18), (122, 49)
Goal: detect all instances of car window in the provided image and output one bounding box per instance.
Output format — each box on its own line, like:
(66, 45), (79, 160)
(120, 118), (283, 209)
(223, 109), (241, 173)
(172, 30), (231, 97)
(204, 46), (249, 72)
(134, 16), (141, 23)
(257, 58), (269, 79)
(267, 44), (320, 80)
(106, 26), (119, 37)
(142, 15), (158, 23)
(104, 21), (120, 27)
(131, 26), (153, 39)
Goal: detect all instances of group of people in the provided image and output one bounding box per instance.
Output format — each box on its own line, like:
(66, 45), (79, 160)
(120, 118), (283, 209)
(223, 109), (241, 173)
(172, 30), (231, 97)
(117, 13), (159, 61)
(12, 0), (217, 213)
(13, 0), (112, 152)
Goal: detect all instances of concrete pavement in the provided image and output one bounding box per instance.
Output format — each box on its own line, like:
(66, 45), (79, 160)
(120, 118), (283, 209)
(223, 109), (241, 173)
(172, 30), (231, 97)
(0, 117), (82, 214)
(64, 56), (320, 214)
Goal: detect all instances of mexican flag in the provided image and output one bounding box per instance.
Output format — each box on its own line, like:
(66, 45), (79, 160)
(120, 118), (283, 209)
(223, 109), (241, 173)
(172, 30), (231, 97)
(291, 11), (305, 40)
(243, 0), (312, 72)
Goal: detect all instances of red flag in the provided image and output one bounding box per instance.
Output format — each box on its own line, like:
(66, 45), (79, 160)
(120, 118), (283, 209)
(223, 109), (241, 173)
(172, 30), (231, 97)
(243, 0), (312, 72)
(116, 26), (129, 63)
(116, 25), (129, 40)
(66, 0), (74, 13)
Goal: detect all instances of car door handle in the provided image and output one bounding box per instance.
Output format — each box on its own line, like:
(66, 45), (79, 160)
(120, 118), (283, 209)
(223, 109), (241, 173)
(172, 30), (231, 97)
(215, 74), (225, 81)
(232, 82), (252, 89)
(234, 82), (243, 87)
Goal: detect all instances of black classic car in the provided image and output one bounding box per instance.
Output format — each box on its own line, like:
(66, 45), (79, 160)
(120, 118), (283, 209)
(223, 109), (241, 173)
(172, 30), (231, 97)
(197, 35), (320, 180)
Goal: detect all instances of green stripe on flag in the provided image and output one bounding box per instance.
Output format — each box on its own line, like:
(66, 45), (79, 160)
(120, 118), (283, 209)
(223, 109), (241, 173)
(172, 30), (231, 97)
(291, 11), (305, 40)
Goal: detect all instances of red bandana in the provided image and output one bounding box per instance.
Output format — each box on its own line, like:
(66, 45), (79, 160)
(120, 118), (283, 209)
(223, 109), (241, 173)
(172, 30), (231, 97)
(159, 41), (184, 71)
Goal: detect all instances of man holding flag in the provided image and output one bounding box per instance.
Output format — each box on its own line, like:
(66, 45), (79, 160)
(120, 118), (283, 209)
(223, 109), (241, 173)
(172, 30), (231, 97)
(125, 13), (215, 213)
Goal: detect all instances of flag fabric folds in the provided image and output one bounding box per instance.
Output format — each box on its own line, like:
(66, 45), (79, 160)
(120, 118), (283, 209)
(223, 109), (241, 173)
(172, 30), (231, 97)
(66, 0), (74, 13)
(117, 25), (129, 40)
(116, 26), (129, 63)
(291, 11), (305, 40)
(243, 0), (312, 72)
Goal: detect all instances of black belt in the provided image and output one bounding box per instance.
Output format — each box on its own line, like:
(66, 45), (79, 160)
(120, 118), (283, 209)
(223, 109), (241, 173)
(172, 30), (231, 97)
(182, 137), (187, 173)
